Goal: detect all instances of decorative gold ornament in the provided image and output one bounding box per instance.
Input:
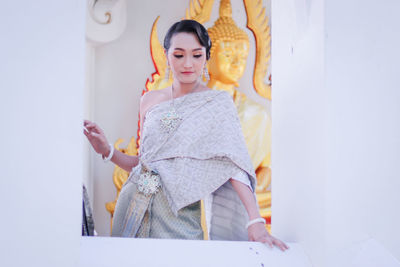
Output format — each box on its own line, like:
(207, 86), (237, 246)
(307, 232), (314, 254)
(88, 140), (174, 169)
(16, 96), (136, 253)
(243, 0), (271, 100)
(185, 0), (215, 23)
(145, 16), (173, 92)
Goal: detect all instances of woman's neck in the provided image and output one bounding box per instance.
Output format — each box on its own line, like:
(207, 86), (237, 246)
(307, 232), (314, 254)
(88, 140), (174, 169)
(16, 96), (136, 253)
(172, 80), (201, 98)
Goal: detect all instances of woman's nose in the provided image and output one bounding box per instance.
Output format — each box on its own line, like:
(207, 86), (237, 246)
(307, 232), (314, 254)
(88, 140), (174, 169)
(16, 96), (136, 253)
(183, 56), (193, 68)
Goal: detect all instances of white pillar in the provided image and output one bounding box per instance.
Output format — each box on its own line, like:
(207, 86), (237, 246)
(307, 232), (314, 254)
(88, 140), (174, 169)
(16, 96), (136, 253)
(271, 0), (326, 266)
(272, 0), (400, 266)
(324, 0), (400, 265)
(0, 1), (86, 267)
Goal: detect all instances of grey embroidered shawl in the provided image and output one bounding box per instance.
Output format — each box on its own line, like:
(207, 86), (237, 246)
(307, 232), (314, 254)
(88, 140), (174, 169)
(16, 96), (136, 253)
(129, 89), (257, 241)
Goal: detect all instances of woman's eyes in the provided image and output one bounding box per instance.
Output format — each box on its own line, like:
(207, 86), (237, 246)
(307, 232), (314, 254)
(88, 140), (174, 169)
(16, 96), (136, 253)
(173, 54), (203, 58)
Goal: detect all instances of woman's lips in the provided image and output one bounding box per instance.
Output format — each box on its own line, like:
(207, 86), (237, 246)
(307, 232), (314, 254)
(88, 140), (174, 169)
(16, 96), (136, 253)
(181, 71), (194, 75)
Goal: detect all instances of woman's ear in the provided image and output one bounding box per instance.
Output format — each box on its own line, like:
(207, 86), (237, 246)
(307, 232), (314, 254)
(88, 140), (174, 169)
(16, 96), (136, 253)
(164, 49), (169, 65)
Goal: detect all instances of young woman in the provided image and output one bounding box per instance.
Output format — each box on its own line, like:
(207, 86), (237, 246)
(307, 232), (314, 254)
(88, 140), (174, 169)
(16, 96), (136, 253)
(84, 20), (288, 251)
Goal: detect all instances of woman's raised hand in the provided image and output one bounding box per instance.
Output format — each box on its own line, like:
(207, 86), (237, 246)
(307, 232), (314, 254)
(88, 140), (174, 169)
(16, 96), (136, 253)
(248, 222), (289, 251)
(83, 120), (110, 157)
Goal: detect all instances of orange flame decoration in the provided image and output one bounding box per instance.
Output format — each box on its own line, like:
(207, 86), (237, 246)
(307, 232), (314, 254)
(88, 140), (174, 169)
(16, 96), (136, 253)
(137, 16), (166, 150)
(135, 91), (144, 150)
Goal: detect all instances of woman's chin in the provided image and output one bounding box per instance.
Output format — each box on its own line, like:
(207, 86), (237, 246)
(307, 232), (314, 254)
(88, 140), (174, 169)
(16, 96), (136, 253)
(176, 76), (199, 84)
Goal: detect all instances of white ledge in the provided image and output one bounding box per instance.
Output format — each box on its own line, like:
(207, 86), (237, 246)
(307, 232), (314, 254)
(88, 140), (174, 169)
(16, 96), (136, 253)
(79, 236), (311, 267)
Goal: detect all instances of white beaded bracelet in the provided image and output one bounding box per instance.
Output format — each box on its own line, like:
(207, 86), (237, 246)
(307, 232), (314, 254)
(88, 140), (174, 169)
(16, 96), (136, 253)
(102, 144), (114, 162)
(245, 217), (266, 229)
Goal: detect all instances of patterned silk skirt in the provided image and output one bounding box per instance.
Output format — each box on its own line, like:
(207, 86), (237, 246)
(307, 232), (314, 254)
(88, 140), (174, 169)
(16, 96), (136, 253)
(111, 180), (203, 240)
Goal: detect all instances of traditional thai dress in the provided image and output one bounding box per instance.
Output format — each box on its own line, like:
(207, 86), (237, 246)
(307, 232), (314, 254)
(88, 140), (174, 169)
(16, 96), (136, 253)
(111, 90), (257, 241)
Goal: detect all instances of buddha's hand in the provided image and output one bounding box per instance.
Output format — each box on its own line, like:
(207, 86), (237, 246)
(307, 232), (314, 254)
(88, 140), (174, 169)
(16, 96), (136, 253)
(248, 222), (289, 251)
(83, 120), (110, 157)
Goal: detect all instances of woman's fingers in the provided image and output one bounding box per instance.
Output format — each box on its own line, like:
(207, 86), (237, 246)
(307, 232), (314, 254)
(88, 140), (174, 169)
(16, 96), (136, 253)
(88, 124), (103, 134)
(85, 125), (99, 134)
(83, 120), (96, 129)
(281, 241), (289, 249)
(83, 120), (109, 156)
(274, 237), (289, 249)
(263, 237), (273, 248)
(84, 123), (96, 130)
(247, 222), (289, 251)
(253, 233), (289, 251)
(83, 128), (101, 142)
(90, 131), (101, 138)
(271, 238), (289, 251)
(83, 120), (105, 137)
(253, 232), (271, 247)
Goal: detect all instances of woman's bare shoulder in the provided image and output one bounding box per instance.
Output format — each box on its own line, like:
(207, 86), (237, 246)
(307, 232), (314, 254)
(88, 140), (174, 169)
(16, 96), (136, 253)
(141, 88), (170, 101)
(140, 88), (171, 115)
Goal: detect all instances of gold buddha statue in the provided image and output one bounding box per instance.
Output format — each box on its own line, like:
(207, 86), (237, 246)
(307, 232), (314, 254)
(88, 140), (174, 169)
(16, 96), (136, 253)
(207, 0), (250, 96)
(207, 0), (272, 223)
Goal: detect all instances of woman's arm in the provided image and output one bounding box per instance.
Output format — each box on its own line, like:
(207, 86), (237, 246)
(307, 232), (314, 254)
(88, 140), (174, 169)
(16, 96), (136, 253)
(102, 144), (139, 172)
(83, 120), (139, 172)
(83, 93), (155, 172)
(230, 178), (289, 251)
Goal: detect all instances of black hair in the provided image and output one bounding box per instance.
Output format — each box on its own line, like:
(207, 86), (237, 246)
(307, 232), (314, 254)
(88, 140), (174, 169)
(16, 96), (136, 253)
(164, 20), (212, 60)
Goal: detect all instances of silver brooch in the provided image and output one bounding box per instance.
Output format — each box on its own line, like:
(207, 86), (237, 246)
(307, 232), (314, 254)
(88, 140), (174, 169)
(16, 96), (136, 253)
(137, 169), (162, 196)
(160, 108), (182, 133)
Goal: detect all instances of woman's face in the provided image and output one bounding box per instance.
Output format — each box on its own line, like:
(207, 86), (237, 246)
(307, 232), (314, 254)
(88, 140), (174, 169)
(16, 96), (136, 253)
(166, 32), (207, 84)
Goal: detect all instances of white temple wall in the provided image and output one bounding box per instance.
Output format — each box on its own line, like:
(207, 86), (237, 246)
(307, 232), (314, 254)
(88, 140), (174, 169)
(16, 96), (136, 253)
(272, 0), (400, 266)
(324, 0), (400, 265)
(0, 1), (86, 267)
(271, 0), (326, 266)
(89, 0), (271, 236)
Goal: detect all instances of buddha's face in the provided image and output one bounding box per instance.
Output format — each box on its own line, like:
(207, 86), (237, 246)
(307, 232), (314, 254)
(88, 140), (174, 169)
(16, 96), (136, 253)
(166, 32), (207, 84)
(209, 40), (249, 84)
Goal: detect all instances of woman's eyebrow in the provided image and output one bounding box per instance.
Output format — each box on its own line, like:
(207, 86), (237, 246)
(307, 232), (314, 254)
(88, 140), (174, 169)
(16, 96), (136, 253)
(173, 48), (203, 51)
